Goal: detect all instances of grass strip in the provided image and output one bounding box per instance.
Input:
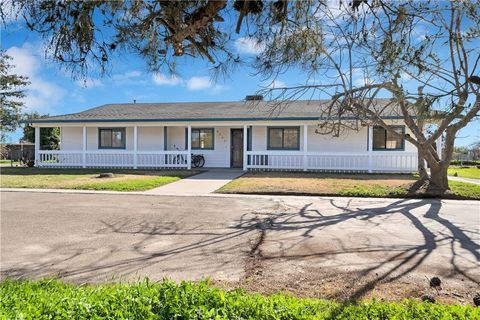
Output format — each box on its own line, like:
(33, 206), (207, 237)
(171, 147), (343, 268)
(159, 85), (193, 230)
(0, 279), (478, 319)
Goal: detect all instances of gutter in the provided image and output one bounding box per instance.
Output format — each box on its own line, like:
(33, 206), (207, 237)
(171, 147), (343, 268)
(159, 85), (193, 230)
(21, 115), (409, 124)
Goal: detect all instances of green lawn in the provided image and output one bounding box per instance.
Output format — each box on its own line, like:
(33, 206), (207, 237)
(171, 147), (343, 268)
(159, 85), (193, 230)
(0, 159), (21, 166)
(0, 167), (197, 191)
(448, 166), (480, 179)
(217, 172), (480, 200)
(0, 279), (477, 319)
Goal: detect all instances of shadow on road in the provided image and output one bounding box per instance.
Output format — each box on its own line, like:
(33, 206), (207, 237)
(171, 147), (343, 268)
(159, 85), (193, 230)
(2, 197), (478, 301)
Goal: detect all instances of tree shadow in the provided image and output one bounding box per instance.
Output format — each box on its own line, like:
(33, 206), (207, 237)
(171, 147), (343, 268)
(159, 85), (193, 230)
(232, 197), (479, 301)
(1, 196), (478, 302)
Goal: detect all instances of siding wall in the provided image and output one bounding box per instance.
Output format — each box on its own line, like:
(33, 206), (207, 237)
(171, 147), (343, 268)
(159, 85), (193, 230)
(306, 126), (368, 152)
(60, 127), (83, 150)
(199, 126), (231, 167)
(165, 126), (186, 151)
(138, 127), (164, 151)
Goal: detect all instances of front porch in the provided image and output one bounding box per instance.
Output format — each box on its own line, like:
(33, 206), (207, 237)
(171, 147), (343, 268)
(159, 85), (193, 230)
(33, 123), (423, 173)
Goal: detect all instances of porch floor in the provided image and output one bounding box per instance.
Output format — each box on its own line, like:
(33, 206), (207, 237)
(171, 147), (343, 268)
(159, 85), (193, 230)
(144, 169), (245, 196)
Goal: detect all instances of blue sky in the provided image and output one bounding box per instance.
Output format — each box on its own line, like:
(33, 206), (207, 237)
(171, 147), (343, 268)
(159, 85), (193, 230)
(2, 7), (478, 147)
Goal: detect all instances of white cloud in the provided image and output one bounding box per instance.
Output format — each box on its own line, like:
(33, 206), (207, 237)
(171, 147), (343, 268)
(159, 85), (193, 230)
(186, 76), (211, 90)
(186, 76), (228, 93)
(112, 70), (142, 81)
(6, 44), (65, 113)
(152, 73), (183, 86)
(123, 70), (142, 78)
(266, 80), (287, 89)
(234, 37), (265, 55)
(150, 72), (227, 93)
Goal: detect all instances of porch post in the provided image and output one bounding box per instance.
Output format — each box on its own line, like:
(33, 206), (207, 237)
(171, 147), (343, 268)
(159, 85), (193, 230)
(367, 125), (373, 173)
(133, 125), (138, 169)
(187, 125), (192, 170)
(82, 126), (87, 168)
(436, 136), (442, 160)
(34, 126), (40, 167)
(303, 124), (308, 171)
(243, 124), (248, 171)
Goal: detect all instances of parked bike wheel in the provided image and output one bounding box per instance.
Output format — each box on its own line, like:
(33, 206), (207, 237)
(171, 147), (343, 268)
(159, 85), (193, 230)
(197, 155), (205, 168)
(192, 156), (201, 168)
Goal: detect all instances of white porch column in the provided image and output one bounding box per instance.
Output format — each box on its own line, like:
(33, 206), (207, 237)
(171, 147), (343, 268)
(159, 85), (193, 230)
(133, 126), (138, 169)
(82, 126), (87, 168)
(187, 125), (192, 170)
(436, 136), (442, 160)
(243, 125), (248, 171)
(367, 125), (373, 173)
(303, 124), (308, 171)
(34, 126), (40, 167)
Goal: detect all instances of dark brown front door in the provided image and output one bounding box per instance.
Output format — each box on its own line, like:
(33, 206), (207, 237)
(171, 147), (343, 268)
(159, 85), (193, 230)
(230, 129), (243, 168)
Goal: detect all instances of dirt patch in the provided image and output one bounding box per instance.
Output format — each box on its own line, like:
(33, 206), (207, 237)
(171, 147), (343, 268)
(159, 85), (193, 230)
(218, 172), (480, 200)
(217, 264), (477, 305)
(218, 172), (415, 198)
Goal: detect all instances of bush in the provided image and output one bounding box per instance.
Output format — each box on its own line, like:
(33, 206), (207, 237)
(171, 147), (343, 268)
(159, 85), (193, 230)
(1, 279), (478, 319)
(450, 160), (480, 166)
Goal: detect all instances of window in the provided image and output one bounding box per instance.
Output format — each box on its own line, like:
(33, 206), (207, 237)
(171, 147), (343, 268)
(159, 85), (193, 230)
(191, 128), (214, 150)
(267, 127), (300, 150)
(372, 126), (405, 150)
(99, 128), (126, 149)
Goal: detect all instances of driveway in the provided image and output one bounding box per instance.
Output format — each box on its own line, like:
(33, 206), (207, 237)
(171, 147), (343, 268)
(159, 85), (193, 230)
(1, 191), (478, 302)
(145, 169), (245, 195)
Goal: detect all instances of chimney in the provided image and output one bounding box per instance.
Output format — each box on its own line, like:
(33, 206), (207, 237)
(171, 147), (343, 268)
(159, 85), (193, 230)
(245, 95), (263, 101)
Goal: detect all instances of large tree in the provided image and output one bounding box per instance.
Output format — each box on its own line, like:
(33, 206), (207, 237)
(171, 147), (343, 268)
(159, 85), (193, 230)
(252, 1), (480, 193)
(3, 0), (479, 193)
(0, 51), (29, 142)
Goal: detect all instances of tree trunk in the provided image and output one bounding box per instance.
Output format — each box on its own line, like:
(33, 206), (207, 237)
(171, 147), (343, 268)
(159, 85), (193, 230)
(428, 163), (449, 194)
(417, 149), (429, 181)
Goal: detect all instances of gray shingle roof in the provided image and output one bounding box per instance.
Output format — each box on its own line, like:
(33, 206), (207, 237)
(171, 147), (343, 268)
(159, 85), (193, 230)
(27, 99), (402, 123)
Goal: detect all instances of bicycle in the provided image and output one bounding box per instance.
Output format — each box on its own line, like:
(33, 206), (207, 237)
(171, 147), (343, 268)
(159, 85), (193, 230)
(171, 146), (205, 168)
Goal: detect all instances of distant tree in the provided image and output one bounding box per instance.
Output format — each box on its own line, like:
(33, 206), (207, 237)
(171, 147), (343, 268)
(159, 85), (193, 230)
(453, 146), (469, 161)
(468, 141), (480, 161)
(0, 51), (29, 141)
(22, 113), (60, 150)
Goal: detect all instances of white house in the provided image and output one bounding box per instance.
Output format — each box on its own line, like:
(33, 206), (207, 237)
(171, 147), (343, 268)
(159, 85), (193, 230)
(27, 98), (441, 172)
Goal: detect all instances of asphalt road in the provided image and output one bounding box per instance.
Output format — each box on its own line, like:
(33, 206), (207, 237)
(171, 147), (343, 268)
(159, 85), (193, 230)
(1, 191), (479, 301)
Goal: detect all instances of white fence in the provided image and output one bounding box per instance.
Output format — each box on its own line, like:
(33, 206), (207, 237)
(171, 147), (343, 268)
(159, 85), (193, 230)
(37, 150), (189, 169)
(246, 151), (417, 172)
(37, 150), (418, 172)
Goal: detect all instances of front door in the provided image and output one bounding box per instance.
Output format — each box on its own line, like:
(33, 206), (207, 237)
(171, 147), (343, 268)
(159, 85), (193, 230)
(230, 129), (243, 168)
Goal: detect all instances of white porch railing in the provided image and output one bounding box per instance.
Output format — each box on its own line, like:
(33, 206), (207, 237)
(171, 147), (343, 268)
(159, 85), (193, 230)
(246, 151), (417, 172)
(37, 150), (417, 172)
(37, 150), (189, 169)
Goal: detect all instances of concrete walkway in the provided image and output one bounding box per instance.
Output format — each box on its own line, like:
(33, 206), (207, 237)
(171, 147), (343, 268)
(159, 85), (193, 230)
(144, 169), (245, 195)
(448, 175), (480, 185)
